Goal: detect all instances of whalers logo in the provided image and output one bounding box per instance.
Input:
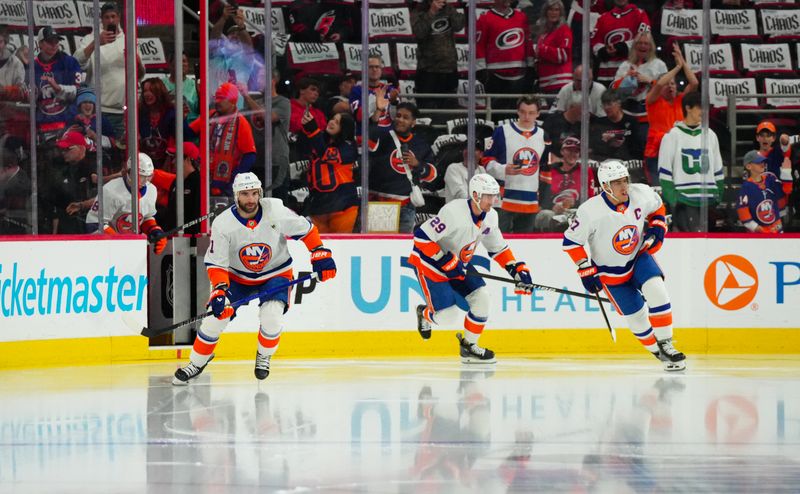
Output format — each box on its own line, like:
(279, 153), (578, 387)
(704, 255), (758, 310)
(612, 225), (639, 255)
(239, 243), (272, 272)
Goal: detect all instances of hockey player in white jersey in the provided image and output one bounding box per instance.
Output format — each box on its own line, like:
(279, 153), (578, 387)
(563, 160), (686, 371)
(409, 174), (534, 363)
(173, 172), (337, 385)
(85, 152), (167, 254)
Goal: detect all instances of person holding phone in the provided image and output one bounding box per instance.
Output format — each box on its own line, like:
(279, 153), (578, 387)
(74, 2), (145, 141)
(289, 78), (327, 152)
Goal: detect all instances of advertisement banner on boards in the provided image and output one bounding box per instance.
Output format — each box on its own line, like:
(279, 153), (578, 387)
(216, 237), (800, 334)
(0, 238), (149, 341)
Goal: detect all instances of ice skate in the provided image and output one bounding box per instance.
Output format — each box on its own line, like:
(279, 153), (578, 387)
(651, 338), (686, 371)
(457, 333), (496, 364)
(255, 351), (272, 380)
(173, 354), (214, 385)
(416, 304), (431, 340)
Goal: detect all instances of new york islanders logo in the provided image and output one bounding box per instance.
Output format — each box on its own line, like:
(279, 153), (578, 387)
(704, 255), (758, 310)
(459, 241), (478, 263)
(113, 212), (144, 234)
(512, 148), (540, 176)
(755, 200), (777, 225)
(389, 149), (414, 174)
(239, 243), (272, 272)
(611, 225), (639, 255)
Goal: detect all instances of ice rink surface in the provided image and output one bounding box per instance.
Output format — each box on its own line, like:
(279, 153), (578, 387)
(1, 355), (799, 493)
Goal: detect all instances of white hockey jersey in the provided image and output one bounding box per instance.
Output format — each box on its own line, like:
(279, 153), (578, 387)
(86, 177), (157, 233)
(205, 198), (314, 285)
(484, 122), (547, 213)
(443, 163), (488, 203)
(563, 184), (663, 285)
(409, 199), (514, 282)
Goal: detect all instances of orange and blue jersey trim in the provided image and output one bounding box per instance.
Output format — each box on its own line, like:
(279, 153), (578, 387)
(501, 189), (539, 213)
(562, 237), (589, 264)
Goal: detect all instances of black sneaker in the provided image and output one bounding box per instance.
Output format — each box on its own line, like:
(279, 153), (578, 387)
(416, 305), (431, 340)
(173, 354), (214, 385)
(457, 333), (496, 364)
(255, 351), (271, 380)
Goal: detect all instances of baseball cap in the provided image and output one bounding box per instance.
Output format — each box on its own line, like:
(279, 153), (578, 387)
(756, 121), (777, 134)
(742, 150), (767, 166)
(36, 27), (63, 44)
(562, 136), (581, 150)
(56, 131), (90, 149)
(167, 142), (200, 162)
(214, 82), (239, 103)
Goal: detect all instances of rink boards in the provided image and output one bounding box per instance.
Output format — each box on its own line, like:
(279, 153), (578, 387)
(0, 234), (798, 367)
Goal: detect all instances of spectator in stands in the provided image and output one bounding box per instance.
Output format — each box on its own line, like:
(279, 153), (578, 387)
(0, 28), (27, 141)
(289, 78), (327, 137)
(589, 89), (644, 169)
(658, 91), (724, 232)
(288, 0), (354, 43)
(70, 87), (118, 152)
(350, 55), (399, 137)
(138, 78), (176, 166)
(43, 131), (97, 233)
(536, 136), (596, 232)
(533, 0), (572, 94)
(443, 140), (487, 203)
(476, 0), (535, 110)
(188, 82), (257, 197)
(544, 92), (582, 157)
(611, 30), (666, 123)
(555, 65), (606, 116)
(155, 142), (202, 234)
(754, 120), (792, 179)
(165, 52), (200, 124)
(326, 71), (356, 117)
(32, 27), (82, 146)
(240, 68), (291, 201)
(0, 27), (24, 90)
(643, 44), (697, 185)
(566, 0), (606, 61)
(368, 100), (438, 233)
(737, 150), (792, 234)
(0, 136), (30, 234)
(485, 95), (548, 232)
(412, 0), (465, 110)
(209, 2), (257, 109)
(74, 2), (144, 140)
(299, 110), (359, 233)
(590, 0), (650, 84)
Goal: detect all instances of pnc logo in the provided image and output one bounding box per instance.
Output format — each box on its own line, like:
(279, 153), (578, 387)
(239, 243), (272, 272)
(611, 225), (639, 255)
(704, 255), (758, 310)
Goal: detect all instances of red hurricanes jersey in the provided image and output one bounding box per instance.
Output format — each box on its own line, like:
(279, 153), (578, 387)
(590, 6), (651, 82)
(476, 8), (534, 78)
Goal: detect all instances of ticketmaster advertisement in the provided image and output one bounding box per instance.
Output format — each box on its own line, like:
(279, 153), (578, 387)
(0, 238), (148, 341)
(223, 237), (800, 333)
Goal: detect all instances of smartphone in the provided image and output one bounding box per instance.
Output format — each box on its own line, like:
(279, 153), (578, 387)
(107, 24), (117, 33)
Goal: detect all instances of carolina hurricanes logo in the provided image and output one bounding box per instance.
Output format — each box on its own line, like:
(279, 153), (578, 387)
(612, 225), (639, 255)
(114, 213), (144, 233)
(389, 149), (412, 174)
(431, 17), (451, 34)
(314, 10), (336, 38)
(605, 28), (633, 47)
(239, 243), (272, 272)
(512, 148), (540, 176)
(755, 200), (776, 224)
(496, 28), (525, 50)
(459, 241), (478, 263)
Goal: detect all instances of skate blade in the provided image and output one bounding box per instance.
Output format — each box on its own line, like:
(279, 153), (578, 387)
(172, 376), (190, 386)
(460, 356), (497, 365)
(663, 360), (687, 372)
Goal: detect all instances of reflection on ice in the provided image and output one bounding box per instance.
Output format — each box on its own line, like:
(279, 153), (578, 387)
(0, 357), (798, 493)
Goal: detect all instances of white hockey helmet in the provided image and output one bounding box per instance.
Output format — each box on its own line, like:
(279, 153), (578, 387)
(597, 160), (629, 188)
(128, 152), (154, 184)
(232, 172), (263, 201)
(468, 173), (500, 204)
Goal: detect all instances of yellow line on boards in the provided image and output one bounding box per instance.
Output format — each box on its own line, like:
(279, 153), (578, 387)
(0, 328), (798, 369)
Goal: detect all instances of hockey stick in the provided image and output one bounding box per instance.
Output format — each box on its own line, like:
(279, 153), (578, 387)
(136, 273), (317, 338)
(466, 270), (610, 303)
(595, 291), (617, 342)
(148, 204), (233, 244)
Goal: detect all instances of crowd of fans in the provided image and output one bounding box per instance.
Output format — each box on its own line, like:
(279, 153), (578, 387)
(0, 0), (798, 237)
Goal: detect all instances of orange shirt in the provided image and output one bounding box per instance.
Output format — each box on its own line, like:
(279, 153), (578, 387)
(644, 93), (684, 159)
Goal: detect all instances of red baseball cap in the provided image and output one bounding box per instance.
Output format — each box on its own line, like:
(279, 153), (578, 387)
(56, 131), (89, 149)
(756, 121), (777, 134)
(167, 142), (201, 161)
(214, 82), (239, 103)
